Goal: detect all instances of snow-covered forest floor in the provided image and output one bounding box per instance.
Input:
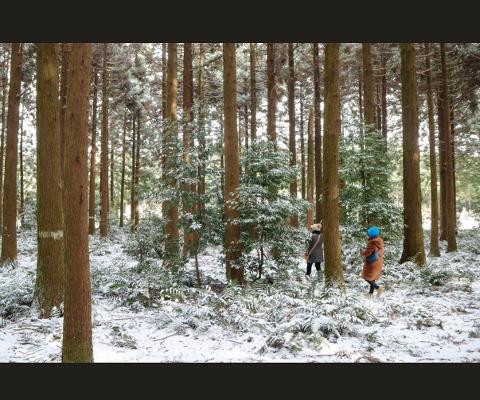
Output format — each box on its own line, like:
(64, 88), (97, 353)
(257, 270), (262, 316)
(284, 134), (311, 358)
(2, 224), (480, 362)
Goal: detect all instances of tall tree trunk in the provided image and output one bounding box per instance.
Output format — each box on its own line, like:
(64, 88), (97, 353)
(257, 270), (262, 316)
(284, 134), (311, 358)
(322, 43), (344, 287)
(62, 43), (93, 363)
(266, 43), (277, 148)
(1, 43), (22, 264)
(19, 98), (24, 223)
(88, 68), (98, 235)
(250, 43), (257, 142)
(440, 43), (457, 252)
(193, 43), (206, 254)
(119, 108), (127, 228)
(162, 43), (167, 119)
(399, 43), (426, 266)
(35, 43), (64, 318)
(110, 131), (114, 211)
(183, 43), (194, 257)
(59, 44), (71, 181)
(134, 112), (140, 229)
(130, 115), (136, 232)
(306, 108), (314, 229)
(164, 43), (179, 266)
(358, 65), (363, 129)
(313, 43), (323, 222)
(300, 81), (306, 200)
(437, 84), (447, 241)
(0, 48), (8, 231)
(99, 43), (109, 238)
(223, 43), (243, 285)
(288, 43), (298, 227)
(362, 43), (375, 131)
(381, 52), (388, 139)
(424, 43), (440, 257)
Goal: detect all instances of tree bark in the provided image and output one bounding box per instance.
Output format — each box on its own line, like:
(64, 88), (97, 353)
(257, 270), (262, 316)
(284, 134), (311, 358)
(424, 43), (440, 257)
(119, 108), (127, 227)
(437, 83), (447, 241)
(19, 101), (24, 223)
(362, 43), (375, 131)
(250, 43), (257, 142)
(267, 43), (277, 148)
(183, 43), (194, 257)
(223, 43), (243, 285)
(381, 52), (388, 139)
(59, 43), (71, 181)
(1, 43), (22, 264)
(62, 43), (93, 363)
(313, 43), (323, 222)
(0, 47), (8, 231)
(288, 43), (298, 227)
(88, 68), (98, 235)
(322, 43), (344, 287)
(399, 43), (426, 266)
(35, 43), (64, 318)
(306, 108), (314, 229)
(164, 43), (179, 266)
(130, 115), (136, 232)
(440, 43), (457, 252)
(300, 81), (306, 200)
(99, 43), (109, 238)
(134, 112), (140, 229)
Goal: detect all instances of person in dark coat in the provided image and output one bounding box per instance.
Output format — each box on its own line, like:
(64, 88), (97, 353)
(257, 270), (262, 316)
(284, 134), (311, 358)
(305, 223), (324, 277)
(360, 226), (385, 297)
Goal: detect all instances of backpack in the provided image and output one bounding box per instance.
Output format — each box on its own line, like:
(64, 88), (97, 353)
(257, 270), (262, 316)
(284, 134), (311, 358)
(366, 249), (379, 263)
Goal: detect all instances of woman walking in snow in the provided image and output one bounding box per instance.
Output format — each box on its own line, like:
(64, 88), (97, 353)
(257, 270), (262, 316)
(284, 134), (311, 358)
(304, 223), (324, 277)
(360, 226), (385, 297)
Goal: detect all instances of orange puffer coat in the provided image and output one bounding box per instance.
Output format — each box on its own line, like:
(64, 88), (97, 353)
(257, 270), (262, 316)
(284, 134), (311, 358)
(361, 236), (384, 281)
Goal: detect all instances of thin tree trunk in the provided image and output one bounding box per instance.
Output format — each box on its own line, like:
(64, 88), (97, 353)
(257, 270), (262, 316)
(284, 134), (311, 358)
(399, 43), (426, 266)
(306, 108), (314, 229)
(193, 43), (206, 253)
(424, 43), (440, 257)
(440, 43), (457, 252)
(110, 132), (114, 211)
(313, 43), (322, 222)
(437, 83), (447, 241)
(134, 112), (140, 229)
(183, 43), (194, 257)
(322, 43), (344, 287)
(35, 43), (64, 318)
(88, 68), (98, 235)
(300, 81), (306, 200)
(19, 97), (24, 223)
(99, 43), (109, 237)
(1, 43), (22, 264)
(288, 43), (298, 227)
(164, 43), (179, 266)
(250, 43), (257, 142)
(62, 43), (93, 363)
(267, 43), (277, 148)
(161, 43), (167, 198)
(362, 43), (375, 131)
(223, 43), (243, 285)
(130, 115), (136, 232)
(381, 52), (388, 139)
(119, 108), (127, 228)
(0, 48), (8, 231)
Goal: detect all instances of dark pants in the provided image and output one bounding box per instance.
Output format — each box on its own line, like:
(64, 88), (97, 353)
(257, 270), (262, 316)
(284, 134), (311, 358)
(306, 262), (321, 276)
(366, 280), (379, 294)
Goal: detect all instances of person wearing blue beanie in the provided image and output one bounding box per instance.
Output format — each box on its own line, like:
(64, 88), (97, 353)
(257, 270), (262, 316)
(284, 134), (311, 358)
(360, 226), (385, 297)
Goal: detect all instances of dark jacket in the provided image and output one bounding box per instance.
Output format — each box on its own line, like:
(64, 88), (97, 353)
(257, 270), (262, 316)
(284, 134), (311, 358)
(306, 231), (324, 263)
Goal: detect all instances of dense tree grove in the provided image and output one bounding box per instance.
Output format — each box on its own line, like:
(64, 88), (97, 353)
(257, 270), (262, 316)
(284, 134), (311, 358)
(0, 42), (479, 362)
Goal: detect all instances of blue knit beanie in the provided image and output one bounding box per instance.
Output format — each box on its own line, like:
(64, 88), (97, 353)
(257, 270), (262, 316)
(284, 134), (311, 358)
(367, 226), (380, 238)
